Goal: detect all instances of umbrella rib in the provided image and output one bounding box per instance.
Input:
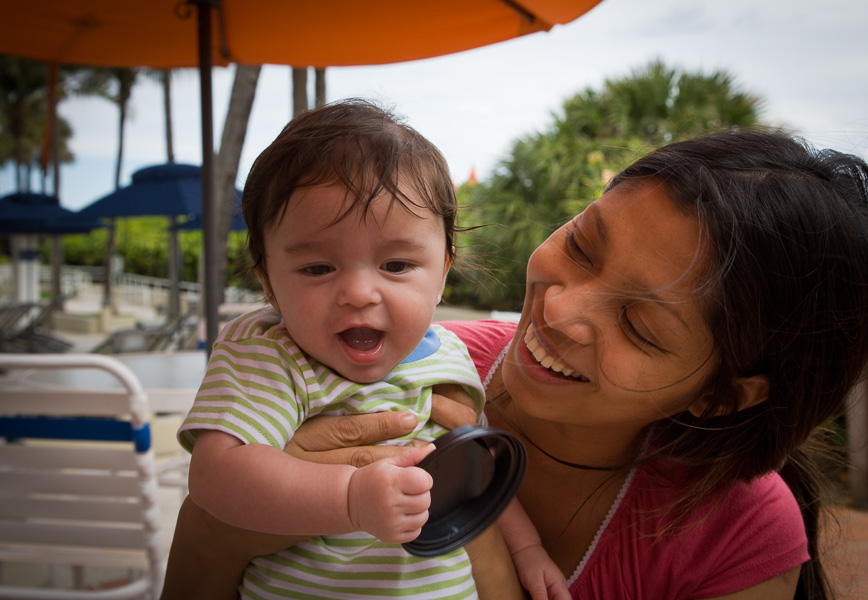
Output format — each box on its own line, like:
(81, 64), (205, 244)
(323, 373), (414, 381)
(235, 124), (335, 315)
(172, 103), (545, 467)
(497, 0), (538, 25)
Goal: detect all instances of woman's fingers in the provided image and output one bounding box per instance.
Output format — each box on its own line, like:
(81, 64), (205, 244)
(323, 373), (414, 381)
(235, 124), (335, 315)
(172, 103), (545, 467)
(284, 384), (480, 469)
(285, 411), (419, 467)
(430, 389), (478, 430)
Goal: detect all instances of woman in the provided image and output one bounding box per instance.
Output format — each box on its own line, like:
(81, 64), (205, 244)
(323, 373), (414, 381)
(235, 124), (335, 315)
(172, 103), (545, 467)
(162, 130), (868, 599)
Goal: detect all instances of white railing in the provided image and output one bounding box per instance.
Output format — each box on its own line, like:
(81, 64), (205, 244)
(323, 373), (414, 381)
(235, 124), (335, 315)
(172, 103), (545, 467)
(0, 264), (261, 313)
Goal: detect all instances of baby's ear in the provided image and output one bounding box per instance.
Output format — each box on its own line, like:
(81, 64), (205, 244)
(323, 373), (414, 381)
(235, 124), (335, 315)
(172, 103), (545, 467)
(256, 268), (277, 309)
(688, 374), (769, 417)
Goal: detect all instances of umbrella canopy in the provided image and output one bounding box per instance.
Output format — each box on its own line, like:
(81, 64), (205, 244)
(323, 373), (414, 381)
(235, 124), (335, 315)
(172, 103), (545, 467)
(77, 162), (239, 321)
(177, 189), (245, 231)
(78, 163), (203, 219)
(0, 192), (103, 305)
(0, 192), (103, 234)
(0, 1), (604, 68)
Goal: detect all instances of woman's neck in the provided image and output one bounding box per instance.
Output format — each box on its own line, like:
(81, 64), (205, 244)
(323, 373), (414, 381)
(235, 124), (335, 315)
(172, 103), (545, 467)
(486, 363), (638, 576)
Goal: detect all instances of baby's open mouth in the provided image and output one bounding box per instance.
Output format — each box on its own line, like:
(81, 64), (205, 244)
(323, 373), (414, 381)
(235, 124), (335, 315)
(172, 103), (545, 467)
(339, 327), (383, 351)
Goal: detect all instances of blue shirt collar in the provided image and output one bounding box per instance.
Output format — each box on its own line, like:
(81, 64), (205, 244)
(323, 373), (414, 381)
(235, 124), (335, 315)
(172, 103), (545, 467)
(401, 326), (440, 364)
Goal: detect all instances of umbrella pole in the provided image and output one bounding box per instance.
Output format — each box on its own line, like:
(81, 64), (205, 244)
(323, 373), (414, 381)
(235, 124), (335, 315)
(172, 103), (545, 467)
(197, 0), (219, 356)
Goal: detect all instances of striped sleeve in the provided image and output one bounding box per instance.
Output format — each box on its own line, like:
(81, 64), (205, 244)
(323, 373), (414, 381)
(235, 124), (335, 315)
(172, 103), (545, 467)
(178, 307), (310, 451)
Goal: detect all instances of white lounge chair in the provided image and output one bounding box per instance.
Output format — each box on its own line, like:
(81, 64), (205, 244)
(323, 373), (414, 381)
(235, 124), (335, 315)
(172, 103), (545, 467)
(0, 354), (165, 599)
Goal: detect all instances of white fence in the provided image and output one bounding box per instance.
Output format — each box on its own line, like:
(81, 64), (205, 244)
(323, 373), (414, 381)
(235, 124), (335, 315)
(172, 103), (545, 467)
(0, 264), (260, 313)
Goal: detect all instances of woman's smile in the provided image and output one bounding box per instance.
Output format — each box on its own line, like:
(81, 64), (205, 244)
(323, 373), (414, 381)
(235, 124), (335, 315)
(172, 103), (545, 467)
(523, 325), (589, 381)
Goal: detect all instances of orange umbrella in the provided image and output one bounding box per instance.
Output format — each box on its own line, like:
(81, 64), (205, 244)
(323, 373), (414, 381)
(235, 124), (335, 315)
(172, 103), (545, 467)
(0, 0), (604, 351)
(1, 1), (602, 68)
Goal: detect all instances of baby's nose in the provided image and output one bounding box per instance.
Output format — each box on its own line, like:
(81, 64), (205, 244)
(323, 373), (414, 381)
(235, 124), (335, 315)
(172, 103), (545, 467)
(337, 270), (382, 307)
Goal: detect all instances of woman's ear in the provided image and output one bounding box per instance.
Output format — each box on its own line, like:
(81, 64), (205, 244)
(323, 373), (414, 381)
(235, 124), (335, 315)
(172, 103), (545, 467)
(688, 374), (769, 417)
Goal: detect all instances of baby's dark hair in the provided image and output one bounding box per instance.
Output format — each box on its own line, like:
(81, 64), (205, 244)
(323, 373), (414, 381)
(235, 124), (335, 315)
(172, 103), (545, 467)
(242, 98), (457, 280)
(611, 129), (868, 599)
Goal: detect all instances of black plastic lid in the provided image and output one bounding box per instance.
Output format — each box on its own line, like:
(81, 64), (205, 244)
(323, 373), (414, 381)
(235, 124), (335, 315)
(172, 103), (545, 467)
(402, 425), (527, 557)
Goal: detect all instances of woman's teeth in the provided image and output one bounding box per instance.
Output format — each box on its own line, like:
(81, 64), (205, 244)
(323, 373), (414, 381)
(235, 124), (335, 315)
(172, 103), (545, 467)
(524, 326), (588, 381)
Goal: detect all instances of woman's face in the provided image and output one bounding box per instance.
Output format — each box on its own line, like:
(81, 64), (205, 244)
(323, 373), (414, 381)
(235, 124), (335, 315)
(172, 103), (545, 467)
(503, 178), (717, 435)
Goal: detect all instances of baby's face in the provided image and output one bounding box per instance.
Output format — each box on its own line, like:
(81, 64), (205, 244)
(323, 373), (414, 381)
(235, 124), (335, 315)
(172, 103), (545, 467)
(259, 182), (450, 383)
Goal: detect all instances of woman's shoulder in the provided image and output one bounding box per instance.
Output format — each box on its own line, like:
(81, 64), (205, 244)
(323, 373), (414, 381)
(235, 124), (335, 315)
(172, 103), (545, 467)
(577, 467), (808, 598)
(437, 319), (517, 379)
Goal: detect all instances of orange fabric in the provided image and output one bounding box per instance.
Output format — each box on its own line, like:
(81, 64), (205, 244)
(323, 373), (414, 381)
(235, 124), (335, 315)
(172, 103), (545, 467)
(0, 0), (604, 68)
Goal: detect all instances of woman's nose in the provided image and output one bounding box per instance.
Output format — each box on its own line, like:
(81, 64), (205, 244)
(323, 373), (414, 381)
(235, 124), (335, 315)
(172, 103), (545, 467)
(336, 270), (381, 307)
(542, 283), (598, 346)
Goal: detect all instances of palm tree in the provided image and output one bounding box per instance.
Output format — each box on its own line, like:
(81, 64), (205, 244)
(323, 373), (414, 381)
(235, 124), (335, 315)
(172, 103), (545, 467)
(0, 57), (74, 193)
(160, 69), (175, 163)
(292, 67), (307, 117)
(291, 66), (327, 116)
(105, 68), (141, 189)
(211, 64), (261, 305)
(454, 60), (764, 310)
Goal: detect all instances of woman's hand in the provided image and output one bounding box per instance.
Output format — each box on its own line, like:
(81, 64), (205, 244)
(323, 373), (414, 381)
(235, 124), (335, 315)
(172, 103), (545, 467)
(431, 383), (479, 429)
(284, 383), (480, 465)
(285, 410), (420, 465)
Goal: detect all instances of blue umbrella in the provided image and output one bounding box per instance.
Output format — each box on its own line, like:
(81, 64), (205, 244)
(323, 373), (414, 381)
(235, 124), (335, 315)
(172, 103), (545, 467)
(0, 193), (103, 305)
(78, 162), (208, 320)
(78, 163), (203, 219)
(0, 192), (103, 234)
(176, 189), (245, 231)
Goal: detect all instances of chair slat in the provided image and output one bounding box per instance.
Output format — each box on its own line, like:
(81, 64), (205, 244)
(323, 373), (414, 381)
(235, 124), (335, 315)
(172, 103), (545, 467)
(0, 444), (137, 471)
(0, 471), (140, 497)
(0, 543), (149, 571)
(0, 522), (146, 550)
(0, 390), (133, 418)
(0, 496), (142, 523)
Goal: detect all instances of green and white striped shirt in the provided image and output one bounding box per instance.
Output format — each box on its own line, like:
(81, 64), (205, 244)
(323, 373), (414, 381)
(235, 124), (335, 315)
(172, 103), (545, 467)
(179, 307), (485, 599)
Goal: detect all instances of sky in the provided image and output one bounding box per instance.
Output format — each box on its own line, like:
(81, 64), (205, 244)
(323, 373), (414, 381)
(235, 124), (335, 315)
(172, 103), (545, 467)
(2, 0), (868, 211)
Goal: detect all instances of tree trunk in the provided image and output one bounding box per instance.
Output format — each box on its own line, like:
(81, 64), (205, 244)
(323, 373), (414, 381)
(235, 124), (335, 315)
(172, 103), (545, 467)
(163, 69), (175, 163)
(211, 64), (261, 306)
(114, 95), (126, 189)
(315, 68), (326, 107)
(105, 71), (136, 312)
(292, 67), (308, 117)
(105, 96), (126, 310)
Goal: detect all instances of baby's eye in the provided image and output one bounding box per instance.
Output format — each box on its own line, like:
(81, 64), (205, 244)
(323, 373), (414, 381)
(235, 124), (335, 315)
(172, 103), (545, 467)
(303, 264), (333, 276)
(382, 261), (410, 274)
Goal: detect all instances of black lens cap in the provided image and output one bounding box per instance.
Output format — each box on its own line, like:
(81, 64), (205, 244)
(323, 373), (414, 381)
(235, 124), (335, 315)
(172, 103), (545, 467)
(402, 425), (527, 557)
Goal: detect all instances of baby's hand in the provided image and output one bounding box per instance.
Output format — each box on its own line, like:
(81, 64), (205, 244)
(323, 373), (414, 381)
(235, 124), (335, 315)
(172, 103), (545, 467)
(513, 544), (570, 600)
(346, 444), (435, 544)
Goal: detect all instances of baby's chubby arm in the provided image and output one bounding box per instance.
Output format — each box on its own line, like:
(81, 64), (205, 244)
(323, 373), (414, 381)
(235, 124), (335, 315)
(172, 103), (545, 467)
(189, 429), (436, 543)
(499, 499), (569, 600)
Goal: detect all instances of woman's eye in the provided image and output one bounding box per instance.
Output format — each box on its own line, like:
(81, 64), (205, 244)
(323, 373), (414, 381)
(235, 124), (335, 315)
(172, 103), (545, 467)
(303, 264), (333, 276)
(619, 306), (658, 352)
(383, 261), (410, 274)
(566, 229), (590, 263)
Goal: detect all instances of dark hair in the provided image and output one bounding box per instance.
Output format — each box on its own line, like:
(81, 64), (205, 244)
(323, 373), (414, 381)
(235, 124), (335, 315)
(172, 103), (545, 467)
(242, 98), (458, 284)
(611, 129), (868, 599)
